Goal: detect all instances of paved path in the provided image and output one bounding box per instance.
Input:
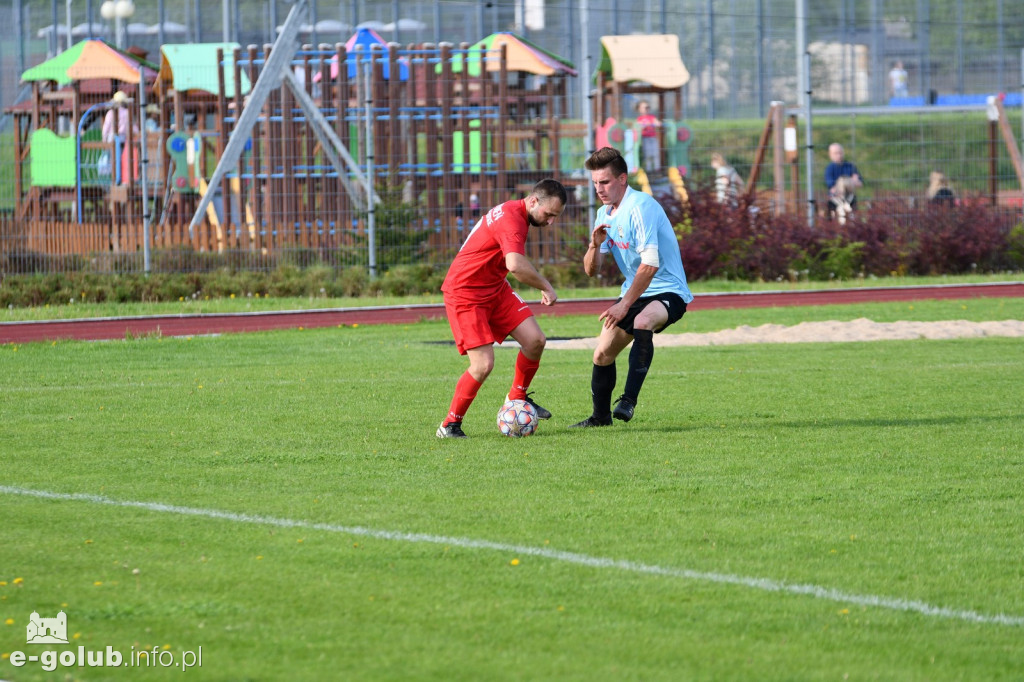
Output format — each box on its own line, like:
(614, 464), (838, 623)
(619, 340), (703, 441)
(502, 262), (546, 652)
(2, 282), (1022, 344)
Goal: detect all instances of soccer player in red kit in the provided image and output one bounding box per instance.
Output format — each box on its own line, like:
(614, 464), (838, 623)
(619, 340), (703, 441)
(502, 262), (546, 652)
(436, 179), (568, 438)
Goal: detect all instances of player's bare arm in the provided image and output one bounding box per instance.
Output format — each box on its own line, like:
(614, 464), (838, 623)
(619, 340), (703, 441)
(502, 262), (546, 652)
(583, 225), (608, 277)
(506, 252), (557, 306)
(599, 264), (658, 329)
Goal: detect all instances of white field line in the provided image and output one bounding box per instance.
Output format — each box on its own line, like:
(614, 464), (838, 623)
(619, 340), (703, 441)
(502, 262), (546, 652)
(3, 484), (1022, 628)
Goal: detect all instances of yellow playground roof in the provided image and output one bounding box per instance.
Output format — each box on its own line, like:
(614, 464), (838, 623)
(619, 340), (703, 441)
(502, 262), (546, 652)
(597, 34), (690, 89)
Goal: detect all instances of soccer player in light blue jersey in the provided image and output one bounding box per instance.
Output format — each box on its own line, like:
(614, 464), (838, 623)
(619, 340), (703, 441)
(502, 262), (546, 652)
(571, 147), (694, 427)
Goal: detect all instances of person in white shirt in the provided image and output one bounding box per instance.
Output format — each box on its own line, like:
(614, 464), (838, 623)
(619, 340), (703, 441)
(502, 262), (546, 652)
(889, 61), (908, 99)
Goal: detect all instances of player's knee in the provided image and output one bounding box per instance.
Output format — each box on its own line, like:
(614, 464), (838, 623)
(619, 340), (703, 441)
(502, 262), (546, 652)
(470, 357), (495, 380)
(593, 349), (615, 366)
(522, 332), (546, 357)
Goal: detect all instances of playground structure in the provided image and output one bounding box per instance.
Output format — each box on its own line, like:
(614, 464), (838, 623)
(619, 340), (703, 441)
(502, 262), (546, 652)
(4, 6), (747, 273)
(4, 24), (602, 266)
(6, 40), (158, 252)
(3, 9), (718, 268)
(593, 33), (694, 193)
(5, 0), (1024, 276)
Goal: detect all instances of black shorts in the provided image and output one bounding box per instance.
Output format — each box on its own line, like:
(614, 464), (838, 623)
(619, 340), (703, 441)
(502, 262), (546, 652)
(615, 292), (688, 335)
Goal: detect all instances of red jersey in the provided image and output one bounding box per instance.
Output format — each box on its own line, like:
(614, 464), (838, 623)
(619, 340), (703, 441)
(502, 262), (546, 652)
(441, 199), (529, 301)
(637, 113), (659, 138)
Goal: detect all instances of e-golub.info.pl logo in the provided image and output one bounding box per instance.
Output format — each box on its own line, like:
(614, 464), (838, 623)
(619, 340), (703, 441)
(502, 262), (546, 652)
(6, 610), (202, 672)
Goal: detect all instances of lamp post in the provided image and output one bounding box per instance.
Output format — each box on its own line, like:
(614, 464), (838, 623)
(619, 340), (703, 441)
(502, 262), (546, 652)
(100, 0), (135, 48)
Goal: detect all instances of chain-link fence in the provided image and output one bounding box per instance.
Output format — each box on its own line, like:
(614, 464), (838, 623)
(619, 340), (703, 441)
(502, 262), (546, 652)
(5, 1), (1024, 120)
(2, 0), (1023, 275)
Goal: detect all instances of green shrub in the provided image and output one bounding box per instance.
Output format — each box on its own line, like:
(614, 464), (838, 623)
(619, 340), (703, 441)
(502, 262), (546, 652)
(377, 264), (445, 297)
(1005, 224), (1024, 269)
(267, 264), (307, 298)
(333, 266), (369, 297)
(792, 238), (865, 280)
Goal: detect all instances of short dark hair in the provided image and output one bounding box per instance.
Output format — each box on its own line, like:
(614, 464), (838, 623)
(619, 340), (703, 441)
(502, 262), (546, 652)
(585, 147), (628, 177)
(531, 178), (568, 206)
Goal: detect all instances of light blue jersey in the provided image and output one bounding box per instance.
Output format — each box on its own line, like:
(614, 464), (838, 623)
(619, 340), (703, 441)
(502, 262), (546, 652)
(596, 186), (693, 303)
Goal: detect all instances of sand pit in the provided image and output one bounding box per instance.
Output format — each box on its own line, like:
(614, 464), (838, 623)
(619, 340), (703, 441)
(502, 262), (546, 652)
(543, 318), (1024, 350)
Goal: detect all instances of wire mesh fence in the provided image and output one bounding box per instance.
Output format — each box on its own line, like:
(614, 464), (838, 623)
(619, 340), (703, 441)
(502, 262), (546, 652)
(1, 0), (1023, 276)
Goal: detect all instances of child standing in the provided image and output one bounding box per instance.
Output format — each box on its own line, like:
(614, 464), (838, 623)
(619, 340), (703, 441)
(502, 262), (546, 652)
(635, 101), (662, 171)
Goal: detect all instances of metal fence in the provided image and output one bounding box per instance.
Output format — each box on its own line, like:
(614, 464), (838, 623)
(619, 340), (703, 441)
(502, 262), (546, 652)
(6, 1), (1024, 119)
(2, 0), (1023, 275)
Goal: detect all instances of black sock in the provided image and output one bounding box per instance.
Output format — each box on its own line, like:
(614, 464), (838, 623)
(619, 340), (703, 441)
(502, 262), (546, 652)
(591, 362), (616, 419)
(623, 329), (654, 404)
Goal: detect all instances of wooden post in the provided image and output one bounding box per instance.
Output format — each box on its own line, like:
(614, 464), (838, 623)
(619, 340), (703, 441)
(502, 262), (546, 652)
(745, 101), (780, 200)
(336, 43), (350, 241)
(989, 119), (998, 206)
(124, 100), (137, 251)
(479, 54), (494, 212)
(301, 45), (315, 246)
(440, 42), (457, 250)
(772, 103), (785, 214)
(657, 90), (668, 170)
(13, 114), (24, 220)
(31, 81), (40, 133)
(261, 44), (277, 251)
(232, 46), (247, 248)
(247, 44), (263, 251)
(497, 43), (508, 201)
(422, 43), (440, 246)
(171, 88), (184, 241)
(994, 97), (1024, 194)
(31, 82), (44, 222)
(372, 45), (388, 207)
(458, 42), (473, 235)
(281, 56), (296, 245)
(388, 43), (402, 185)
(550, 108), (561, 182)
(216, 47), (231, 242)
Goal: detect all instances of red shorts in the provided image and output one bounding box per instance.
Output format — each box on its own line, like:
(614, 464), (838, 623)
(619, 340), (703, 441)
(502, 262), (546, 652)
(444, 284), (534, 355)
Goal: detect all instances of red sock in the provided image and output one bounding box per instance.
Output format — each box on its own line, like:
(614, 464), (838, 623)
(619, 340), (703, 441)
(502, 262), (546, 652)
(508, 351), (540, 401)
(445, 371), (483, 425)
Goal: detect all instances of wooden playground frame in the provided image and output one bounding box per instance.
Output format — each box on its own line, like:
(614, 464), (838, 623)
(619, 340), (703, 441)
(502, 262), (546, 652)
(5, 39), (590, 265)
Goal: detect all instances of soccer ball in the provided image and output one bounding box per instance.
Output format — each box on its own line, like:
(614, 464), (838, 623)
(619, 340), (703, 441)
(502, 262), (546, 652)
(497, 399), (538, 438)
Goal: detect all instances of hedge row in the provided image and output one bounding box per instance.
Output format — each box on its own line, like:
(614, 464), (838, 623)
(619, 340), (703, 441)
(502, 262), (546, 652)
(666, 186), (1024, 281)
(2, 186), (1022, 308)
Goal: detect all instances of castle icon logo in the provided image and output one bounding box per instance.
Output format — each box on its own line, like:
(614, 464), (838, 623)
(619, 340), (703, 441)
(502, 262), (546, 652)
(26, 611), (69, 644)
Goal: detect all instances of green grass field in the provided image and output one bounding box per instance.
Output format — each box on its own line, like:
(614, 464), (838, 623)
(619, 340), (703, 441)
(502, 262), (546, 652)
(2, 297), (1023, 680)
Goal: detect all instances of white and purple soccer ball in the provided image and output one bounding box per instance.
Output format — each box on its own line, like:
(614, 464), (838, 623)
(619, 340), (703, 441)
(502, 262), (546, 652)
(497, 399), (538, 438)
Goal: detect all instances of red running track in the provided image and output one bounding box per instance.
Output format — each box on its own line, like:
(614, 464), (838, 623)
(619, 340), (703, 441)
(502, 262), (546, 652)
(2, 282), (1022, 344)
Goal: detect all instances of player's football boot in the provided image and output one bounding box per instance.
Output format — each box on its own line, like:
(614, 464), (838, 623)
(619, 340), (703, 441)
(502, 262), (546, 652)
(612, 395), (636, 422)
(436, 421), (468, 439)
(569, 415), (613, 428)
(506, 392), (552, 420)
(523, 392), (552, 420)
